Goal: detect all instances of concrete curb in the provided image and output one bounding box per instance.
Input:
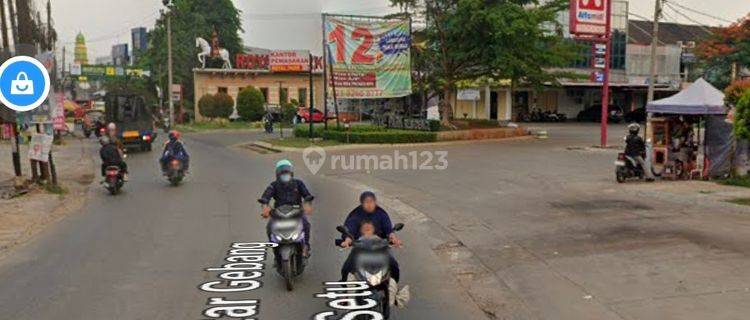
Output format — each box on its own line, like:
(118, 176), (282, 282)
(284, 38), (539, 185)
(254, 135), (537, 153)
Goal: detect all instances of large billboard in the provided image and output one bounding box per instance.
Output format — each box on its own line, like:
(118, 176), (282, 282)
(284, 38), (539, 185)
(324, 15), (412, 99)
(569, 0), (610, 36)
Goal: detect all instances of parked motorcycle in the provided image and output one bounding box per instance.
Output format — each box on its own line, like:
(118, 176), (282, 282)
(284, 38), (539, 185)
(103, 165), (125, 195)
(269, 205), (307, 291)
(336, 223), (405, 319)
(166, 159), (185, 186)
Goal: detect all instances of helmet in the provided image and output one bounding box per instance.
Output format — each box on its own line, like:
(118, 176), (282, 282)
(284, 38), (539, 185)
(168, 130), (181, 141)
(275, 159), (293, 175)
(107, 122), (117, 131)
(628, 123), (640, 135)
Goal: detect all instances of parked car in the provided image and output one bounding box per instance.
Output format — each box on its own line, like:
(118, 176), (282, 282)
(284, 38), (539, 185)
(296, 107), (327, 123)
(624, 107), (647, 123)
(576, 105), (624, 123)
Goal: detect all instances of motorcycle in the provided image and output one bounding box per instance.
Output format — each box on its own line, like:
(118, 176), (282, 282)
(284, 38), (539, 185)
(336, 223), (405, 319)
(269, 205), (307, 291)
(103, 165), (124, 195)
(615, 153), (649, 183)
(263, 117), (274, 134)
(166, 158), (185, 186)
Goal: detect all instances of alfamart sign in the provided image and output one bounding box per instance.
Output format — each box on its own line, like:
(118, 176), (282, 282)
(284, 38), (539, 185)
(324, 15), (412, 99)
(569, 0), (610, 36)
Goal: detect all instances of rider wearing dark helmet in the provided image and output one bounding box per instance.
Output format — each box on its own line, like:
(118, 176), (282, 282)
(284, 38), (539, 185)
(624, 123), (654, 181)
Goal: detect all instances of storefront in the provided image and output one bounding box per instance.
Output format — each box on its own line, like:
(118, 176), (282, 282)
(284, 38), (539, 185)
(193, 50), (325, 122)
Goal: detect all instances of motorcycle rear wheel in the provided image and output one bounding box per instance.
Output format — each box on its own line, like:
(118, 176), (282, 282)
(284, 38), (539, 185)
(616, 168), (626, 183)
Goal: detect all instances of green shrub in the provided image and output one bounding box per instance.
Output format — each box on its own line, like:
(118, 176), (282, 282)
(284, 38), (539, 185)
(293, 125), (436, 143)
(280, 102), (298, 124)
(733, 89), (750, 140)
(213, 92), (235, 119)
(236, 86), (266, 121)
(198, 94), (216, 119)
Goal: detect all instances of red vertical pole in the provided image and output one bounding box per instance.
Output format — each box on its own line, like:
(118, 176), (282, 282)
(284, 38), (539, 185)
(600, 0), (613, 147)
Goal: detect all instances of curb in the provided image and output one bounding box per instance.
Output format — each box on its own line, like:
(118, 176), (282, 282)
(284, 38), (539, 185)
(254, 135), (537, 153)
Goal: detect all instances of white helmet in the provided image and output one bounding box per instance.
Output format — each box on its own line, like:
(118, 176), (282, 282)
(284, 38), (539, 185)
(107, 122), (117, 131)
(628, 123), (641, 134)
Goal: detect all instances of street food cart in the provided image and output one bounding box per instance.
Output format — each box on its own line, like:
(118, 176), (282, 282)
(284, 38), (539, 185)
(646, 78), (731, 179)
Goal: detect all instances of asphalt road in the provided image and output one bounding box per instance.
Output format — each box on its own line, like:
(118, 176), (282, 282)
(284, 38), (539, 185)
(0, 131), (483, 319)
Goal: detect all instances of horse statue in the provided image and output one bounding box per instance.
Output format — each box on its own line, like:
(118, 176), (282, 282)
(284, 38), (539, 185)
(196, 37), (231, 69)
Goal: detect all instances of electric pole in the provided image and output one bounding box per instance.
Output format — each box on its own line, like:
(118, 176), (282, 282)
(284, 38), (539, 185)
(8, 0), (17, 46)
(165, 1), (175, 129)
(0, 0), (9, 49)
(647, 0), (663, 102)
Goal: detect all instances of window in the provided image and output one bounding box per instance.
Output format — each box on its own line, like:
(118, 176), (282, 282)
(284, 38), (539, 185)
(260, 88), (269, 102)
(218, 87), (228, 94)
(298, 88), (307, 106)
(279, 88), (289, 104)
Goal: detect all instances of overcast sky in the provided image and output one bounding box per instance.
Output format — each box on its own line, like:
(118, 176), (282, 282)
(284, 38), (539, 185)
(50, 0), (750, 63)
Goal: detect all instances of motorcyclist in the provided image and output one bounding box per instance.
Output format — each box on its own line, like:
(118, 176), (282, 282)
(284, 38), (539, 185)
(99, 136), (128, 180)
(258, 159), (314, 256)
(624, 123), (654, 181)
(339, 191), (402, 282)
(160, 130), (190, 174)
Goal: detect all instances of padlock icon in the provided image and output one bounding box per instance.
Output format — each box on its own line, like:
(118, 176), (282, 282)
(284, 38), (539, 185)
(10, 71), (34, 95)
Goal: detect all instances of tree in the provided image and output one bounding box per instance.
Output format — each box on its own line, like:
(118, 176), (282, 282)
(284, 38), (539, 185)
(140, 0), (243, 105)
(696, 15), (750, 88)
(389, 0), (575, 124)
(198, 94), (216, 119)
(733, 89), (750, 140)
(213, 92), (235, 119)
(236, 86), (266, 121)
(725, 79), (750, 107)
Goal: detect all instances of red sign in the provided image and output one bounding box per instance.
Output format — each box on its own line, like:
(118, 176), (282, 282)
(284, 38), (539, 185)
(235, 52), (324, 73)
(570, 0), (609, 36)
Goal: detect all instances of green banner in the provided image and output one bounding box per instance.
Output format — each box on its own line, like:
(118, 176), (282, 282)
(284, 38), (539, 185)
(324, 16), (412, 99)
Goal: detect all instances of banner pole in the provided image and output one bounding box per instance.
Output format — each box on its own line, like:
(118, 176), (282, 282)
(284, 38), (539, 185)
(321, 13), (329, 131)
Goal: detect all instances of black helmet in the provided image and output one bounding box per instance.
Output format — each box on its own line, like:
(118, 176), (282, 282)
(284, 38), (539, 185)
(628, 123), (640, 135)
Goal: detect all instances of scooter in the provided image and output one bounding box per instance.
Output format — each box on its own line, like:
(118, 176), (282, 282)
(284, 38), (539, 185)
(264, 117), (274, 134)
(103, 165), (124, 195)
(336, 223), (405, 319)
(269, 205), (307, 291)
(615, 153), (647, 183)
(166, 158), (185, 186)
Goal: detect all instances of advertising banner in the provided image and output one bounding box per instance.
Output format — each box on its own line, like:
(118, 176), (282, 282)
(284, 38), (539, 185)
(324, 16), (412, 99)
(28, 133), (53, 162)
(569, 0), (610, 36)
(270, 50), (310, 72)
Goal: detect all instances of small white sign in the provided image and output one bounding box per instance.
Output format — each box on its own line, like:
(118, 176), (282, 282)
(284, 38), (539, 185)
(70, 63), (81, 76)
(28, 134), (53, 162)
(457, 89), (481, 101)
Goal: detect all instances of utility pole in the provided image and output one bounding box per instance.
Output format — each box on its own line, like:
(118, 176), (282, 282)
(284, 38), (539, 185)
(166, 3), (175, 129)
(278, 80), (285, 139)
(647, 0), (663, 102)
(0, 0), (9, 49)
(8, 0), (17, 45)
(15, 0), (32, 48)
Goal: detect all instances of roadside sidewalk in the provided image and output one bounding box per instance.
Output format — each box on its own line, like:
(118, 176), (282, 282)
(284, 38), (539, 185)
(0, 138), (96, 253)
(621, 180), (750, 212)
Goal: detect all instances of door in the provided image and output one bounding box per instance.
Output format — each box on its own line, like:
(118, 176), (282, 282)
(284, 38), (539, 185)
(490, 91), (498, 120)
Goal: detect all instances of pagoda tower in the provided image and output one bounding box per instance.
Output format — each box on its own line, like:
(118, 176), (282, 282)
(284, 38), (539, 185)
(74, 32), (88, 64)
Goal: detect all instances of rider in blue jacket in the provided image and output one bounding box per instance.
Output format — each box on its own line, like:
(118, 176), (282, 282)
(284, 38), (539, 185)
(160, 130), (190, 174)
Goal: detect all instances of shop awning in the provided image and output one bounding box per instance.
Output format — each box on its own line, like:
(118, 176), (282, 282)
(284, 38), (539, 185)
(647, 78), (727, 115)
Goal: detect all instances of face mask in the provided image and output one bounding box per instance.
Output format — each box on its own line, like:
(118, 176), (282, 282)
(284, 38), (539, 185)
(279, 173), (292, 183)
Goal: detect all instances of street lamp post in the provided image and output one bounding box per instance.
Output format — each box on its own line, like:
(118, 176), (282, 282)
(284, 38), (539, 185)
(164, 0), (175, 130)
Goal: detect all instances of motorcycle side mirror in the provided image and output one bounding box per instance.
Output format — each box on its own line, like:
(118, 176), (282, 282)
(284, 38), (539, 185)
(393, 223), (404, 232)
(336, 225), (352, 238)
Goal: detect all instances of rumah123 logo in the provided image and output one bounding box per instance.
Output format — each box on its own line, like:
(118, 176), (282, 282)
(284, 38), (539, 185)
(579, 0), (604, 10)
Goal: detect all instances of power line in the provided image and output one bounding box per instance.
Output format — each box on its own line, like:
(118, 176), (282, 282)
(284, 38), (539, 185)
(664, 3), (715, 34)
(667, 0), (733, 24)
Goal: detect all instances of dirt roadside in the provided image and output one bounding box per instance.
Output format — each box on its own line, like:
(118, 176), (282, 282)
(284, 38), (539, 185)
(0, 138), (96, 254)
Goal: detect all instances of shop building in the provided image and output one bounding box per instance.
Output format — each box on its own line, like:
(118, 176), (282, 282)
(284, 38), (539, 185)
(450, 1), (714, 122)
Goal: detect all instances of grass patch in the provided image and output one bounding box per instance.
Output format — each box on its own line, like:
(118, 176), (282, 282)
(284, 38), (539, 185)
(262, 137), (342, 149)
(293, 124), (438, 144)
(45, 184), (68, 195)
(726, 198), (750, 206)
(718, 176), (750, 188)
